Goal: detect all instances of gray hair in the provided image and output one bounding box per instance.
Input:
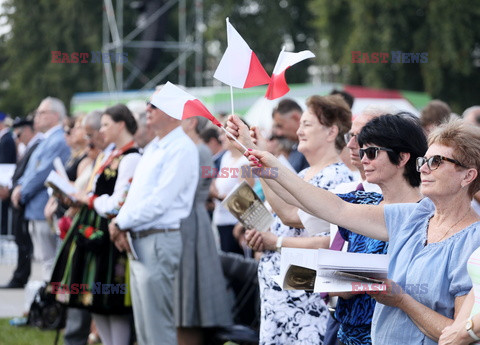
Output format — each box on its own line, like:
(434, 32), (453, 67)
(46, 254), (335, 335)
(194, 116), (209, 134)
(136, 111), (148, 127)
(82, 109), (103, 131)
(43, 97), (67, 121)
(361, 104), (399, 118)
(463, 106), (480, 118)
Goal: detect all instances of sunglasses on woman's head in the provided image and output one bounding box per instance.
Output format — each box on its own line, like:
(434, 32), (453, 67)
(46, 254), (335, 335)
(415, 155), (467, 172)
(359, 146), (394, 160)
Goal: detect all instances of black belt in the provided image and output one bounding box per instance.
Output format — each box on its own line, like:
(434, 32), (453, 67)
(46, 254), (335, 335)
(129, 228), (179, 239)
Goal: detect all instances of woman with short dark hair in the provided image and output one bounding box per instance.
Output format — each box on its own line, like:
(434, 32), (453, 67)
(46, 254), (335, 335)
(242, 118), (480, 344)
(245, 113), (428, 345)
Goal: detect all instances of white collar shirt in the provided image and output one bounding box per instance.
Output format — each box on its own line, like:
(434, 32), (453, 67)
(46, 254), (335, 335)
(115, 126), (199, 231)
(26, 132), (44, 150)
(43, 124), (62, 139)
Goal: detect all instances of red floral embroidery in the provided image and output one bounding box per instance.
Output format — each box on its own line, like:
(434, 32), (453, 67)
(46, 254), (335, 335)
(84, 226), (94, 238)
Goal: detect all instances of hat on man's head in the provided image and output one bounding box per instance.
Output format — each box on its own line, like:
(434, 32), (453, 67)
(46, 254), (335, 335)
(12, 116), (34, 128)
(0, 112), (7, 122)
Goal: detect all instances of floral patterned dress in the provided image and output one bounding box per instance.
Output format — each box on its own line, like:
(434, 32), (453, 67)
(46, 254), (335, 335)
(258, 162), (354, 345)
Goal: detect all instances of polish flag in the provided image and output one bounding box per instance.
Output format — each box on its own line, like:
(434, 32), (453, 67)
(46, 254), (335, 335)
(214, 18), (271, 89)
(150, 82), (222, 127)
(265, 48), (315, 100)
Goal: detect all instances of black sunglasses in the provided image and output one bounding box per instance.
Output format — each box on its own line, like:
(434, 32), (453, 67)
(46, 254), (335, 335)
(359, 146), (394, 160)
(416, 155), (467, 172)
(146, 101), (157, 109)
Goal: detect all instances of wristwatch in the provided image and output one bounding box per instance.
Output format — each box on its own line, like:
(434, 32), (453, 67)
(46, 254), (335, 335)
(276, 236), (284, 252)
(466, 316), (480, 341)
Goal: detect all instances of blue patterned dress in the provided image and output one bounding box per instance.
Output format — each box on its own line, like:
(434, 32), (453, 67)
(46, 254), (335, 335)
(258, 163), (354, 345)
(335, 191), (386, 345)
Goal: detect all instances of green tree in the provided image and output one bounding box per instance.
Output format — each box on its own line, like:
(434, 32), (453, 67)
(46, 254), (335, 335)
(310, 0), (480, 112)
(0, 0), (103, 116)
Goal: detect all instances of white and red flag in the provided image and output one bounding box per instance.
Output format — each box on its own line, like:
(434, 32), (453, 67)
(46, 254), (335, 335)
(150, 82), (222, 127)
(213, 18), (270, 89)
(265, 48), (315, 100)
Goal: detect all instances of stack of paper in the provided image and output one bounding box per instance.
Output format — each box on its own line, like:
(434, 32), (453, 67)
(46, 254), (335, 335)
(276, 248), (389, 293)
(0, 164), (16, 187)
(315, 249), (388, 292)
(45, 170), (78, 202)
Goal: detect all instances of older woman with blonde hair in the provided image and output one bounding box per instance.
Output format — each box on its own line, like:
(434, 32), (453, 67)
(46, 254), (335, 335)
(237, 119), (480, 344)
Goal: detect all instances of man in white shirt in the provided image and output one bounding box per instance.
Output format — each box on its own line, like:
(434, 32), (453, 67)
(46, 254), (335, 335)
(109, 94), (199, 345)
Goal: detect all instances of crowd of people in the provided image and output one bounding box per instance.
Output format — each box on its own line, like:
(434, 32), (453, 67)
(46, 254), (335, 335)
(1, 89), (480, 345)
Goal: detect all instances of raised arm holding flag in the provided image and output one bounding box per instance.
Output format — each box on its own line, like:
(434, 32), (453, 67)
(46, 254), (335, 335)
(150, 82), (253, 155)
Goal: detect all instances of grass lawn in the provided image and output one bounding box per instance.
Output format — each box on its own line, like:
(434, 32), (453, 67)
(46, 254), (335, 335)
(0, 318), (62, 345)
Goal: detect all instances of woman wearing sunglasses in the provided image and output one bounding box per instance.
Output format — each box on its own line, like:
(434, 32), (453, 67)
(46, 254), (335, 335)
(243, 113), (427, 345)
(240, 118), (480, 345)
(230, 95), (355, 345)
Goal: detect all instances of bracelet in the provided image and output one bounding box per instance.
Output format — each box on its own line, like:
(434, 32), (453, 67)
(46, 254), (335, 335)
(466, 316), (480, 341)
(276, 236), (284, 252)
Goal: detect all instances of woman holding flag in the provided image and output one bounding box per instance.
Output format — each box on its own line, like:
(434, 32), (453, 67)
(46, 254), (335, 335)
(241, 119), (480, 344)
(227, 94), (354, 344)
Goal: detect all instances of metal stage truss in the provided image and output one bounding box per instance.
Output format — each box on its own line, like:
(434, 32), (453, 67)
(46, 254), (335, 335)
(101, 0), (204, 92)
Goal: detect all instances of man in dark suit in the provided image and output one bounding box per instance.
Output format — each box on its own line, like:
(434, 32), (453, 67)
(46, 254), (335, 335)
(0, 112), (17, 235)
(0, 118), (43, 288)
(11, 97), (70, 281)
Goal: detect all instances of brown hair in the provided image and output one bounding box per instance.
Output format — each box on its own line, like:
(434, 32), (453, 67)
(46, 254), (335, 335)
(429, 119), (480, 197)
(420, 100), (451, 128)
(305, 94), (352, 151)
(104, 104), (138, 135)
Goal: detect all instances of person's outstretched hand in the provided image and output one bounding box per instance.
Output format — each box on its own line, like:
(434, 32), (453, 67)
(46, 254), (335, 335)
(244, 149), (282, 177)
(249, 126), (268, 151)
(225, 115), (256, 153)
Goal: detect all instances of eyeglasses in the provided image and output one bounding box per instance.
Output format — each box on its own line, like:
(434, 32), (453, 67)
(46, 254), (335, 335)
(344, 132), (357, 144)
(36, 110), (54, 116)
(146, 101), (157, 109)
(415, 155), (467, 172)
(359, 146), (394, 160)
(12, 130), (22, 140)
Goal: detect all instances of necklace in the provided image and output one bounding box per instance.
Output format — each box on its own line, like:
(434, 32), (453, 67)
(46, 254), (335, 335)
(432, 209), (471, 243)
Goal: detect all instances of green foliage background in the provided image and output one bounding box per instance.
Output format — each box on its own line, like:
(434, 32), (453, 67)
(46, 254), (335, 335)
(0, 0), (479, 115)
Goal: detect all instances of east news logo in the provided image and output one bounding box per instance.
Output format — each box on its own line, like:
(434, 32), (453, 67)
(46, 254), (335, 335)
(51, 51), (128, 64)
(351, 51), (428, 64)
